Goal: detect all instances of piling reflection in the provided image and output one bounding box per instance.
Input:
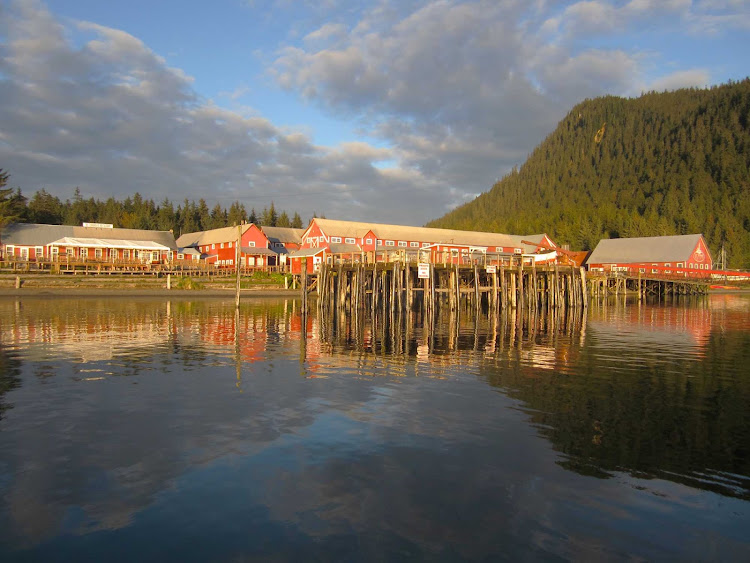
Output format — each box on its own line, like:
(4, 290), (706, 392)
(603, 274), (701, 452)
(0, 293), (748, 562)
(317, 295), (750, 499)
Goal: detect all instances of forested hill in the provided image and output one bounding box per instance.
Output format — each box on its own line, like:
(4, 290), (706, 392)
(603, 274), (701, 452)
(427, 79), (750, 268)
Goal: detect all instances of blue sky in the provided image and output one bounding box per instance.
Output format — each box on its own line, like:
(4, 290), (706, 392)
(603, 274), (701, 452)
(1, 0), (748, 225)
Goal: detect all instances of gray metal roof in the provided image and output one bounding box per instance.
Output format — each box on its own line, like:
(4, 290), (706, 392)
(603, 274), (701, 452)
(288, 247), (326, 258)
(260, 226), (304, 245)
(328, 243), (363, 254)
(309, 218), (547, 252)
(2, 223), (178, 250)
(586, 234), (705, 264)
(175, 224), (252, 248)
(241, 246), (277, 256)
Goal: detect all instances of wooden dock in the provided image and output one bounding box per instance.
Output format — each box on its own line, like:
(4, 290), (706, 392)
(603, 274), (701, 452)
(315, 261), (588, 322)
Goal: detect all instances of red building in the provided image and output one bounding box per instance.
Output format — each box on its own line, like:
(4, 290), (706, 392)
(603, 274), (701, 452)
(585, 234), (713, 277)
(176, 224), (268, 269)
(289, 218), (559, 273)
(1, 222), (177, 263)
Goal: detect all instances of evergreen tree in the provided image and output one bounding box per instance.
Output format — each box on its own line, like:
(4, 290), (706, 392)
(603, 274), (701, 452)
(27, 189), (64, 224)
(429, 79), (750, 268)
(276, 211), (290, 228)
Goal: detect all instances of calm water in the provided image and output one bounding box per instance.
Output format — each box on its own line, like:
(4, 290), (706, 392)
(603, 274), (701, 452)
(0, 295), (749, 561)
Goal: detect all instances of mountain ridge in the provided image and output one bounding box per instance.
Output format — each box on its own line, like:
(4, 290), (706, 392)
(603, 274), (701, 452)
(427, 79), (750, 268)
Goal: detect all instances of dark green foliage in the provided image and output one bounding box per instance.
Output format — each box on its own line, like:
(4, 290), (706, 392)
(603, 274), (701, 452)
(0, 177), (308, 236)
(1, 170), (29, 228)
(428, 79), (750, 268)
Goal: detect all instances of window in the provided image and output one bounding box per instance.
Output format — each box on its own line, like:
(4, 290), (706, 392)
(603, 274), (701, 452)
(229, 241), (233, 248)
(398, 241), (407, 247)
(307, 237), (313, 244)
(6, 245), (14, 256)
(247, 241), (255, 247)
(109, 248), (117, 260)
(377, 240), (383, 246)
(514, 248), (523, 254)
(410, 242), (419, 247)
(211, 244), (215, 250)
(123, 249), (130, 260)
(422, 242), (430, 248)
(677, 263), (684, 268)
(385, 240), (395, 246)
(51, 247), (59, 259)
(365, 238), (372, 245)
(331, 236), (342, 243)
(220, 243), (224, 249)
(35, 246), (43, 257)
(94, 248), (102, 260)
(345, 237), (355, 244)
(152, 251), (159, 262)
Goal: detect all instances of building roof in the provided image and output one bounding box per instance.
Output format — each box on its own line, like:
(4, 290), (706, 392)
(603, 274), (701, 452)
(328, 243), (363, 254)
(288, 247), (326, 258)
(241, 246), (277, 256)
(260, 226), (304, 245)
(1, 223), (178, 250)
(178, 247), (202, 256)
(586, 234), (705, 265)
(309, 218), (548, 252)
(49, 237), (171, 251)
(175, 224), (253, 248)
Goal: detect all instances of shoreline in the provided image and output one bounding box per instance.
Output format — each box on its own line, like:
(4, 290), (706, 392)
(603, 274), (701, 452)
(0, 287), (302, 298)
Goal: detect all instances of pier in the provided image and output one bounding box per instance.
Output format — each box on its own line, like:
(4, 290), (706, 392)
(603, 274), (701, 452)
(315, 261), (588, 322)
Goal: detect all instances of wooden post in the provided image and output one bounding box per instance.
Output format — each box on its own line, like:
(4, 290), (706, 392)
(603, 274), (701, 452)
(235, 224), (242, 308)
(167, 274), (171, 290)
(15, 276), (21, 289)
(516, 256), (523, 311)
(301, 258), (308, 315)
(580, 267), (587, 309)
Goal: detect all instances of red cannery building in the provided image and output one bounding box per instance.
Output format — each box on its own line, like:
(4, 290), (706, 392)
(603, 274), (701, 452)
(176, 224), (304, 270)
(1, 222), (177, 263)
(176, 224), (271, 269)
(585, 234), (713, 277)
(288, 217), (560, 273)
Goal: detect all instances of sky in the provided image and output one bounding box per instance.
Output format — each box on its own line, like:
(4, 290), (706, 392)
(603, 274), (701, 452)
(0, 0), (748, 225)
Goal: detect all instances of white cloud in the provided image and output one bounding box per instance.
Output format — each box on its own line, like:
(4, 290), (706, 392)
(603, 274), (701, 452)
(1, 0), (746, 227)
(646, 69), (711, 92)
(0, 0), (443, 224)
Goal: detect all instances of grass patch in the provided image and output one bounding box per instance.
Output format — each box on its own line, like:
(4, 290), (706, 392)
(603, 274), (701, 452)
(173, 277), (204, 290)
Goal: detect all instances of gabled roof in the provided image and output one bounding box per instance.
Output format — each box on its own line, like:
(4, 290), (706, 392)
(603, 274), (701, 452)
(310, 218), (548, 253)
(1, 223), (178, 250)
(176, 224), (253, 248)
(260, 226), (304, 245)
(586, 234), (705, 264)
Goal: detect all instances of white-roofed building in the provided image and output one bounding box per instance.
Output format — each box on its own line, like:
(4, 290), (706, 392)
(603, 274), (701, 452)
(1, 223), (178, 263)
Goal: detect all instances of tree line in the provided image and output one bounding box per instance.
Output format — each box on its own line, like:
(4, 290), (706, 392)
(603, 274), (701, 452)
(0, 174), (311, 235)
(428, 79), (750, 269)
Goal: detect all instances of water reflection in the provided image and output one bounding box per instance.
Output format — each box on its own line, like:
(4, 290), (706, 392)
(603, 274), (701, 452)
(0, 295), (748, 560)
